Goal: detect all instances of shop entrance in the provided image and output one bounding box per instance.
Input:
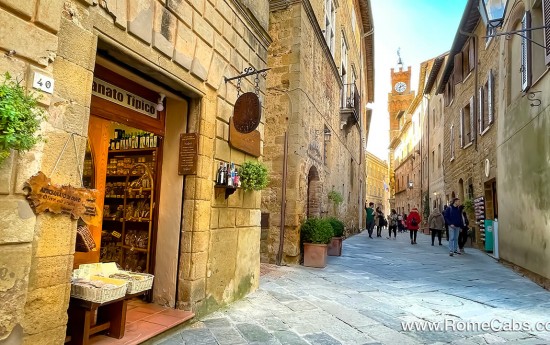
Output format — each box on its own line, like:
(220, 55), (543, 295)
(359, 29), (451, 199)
(67, 61), (193, 344)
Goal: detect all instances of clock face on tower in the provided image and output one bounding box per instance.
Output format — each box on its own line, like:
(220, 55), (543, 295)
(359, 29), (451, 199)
(394, 82), (407, 93)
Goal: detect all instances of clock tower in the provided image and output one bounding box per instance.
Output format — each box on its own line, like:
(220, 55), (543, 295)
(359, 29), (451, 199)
(387, 61), (414, 208)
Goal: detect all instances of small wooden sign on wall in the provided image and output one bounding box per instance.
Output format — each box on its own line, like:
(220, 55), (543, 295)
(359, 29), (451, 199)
(25, 171), (102, 226)
(178, 133), (198, 175)
(229, 118), (261, 157)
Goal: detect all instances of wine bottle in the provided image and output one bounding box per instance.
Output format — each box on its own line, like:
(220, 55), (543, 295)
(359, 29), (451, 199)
(216, 162), (223, 185)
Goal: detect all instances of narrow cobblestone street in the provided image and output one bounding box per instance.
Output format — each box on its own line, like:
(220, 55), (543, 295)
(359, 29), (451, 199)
(150, 232), (550, 345)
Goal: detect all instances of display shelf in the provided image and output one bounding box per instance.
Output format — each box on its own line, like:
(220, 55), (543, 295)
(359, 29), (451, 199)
(121, 245), (148, 252)
(214, 184), (238, 199)
(108, 148), (157, 154)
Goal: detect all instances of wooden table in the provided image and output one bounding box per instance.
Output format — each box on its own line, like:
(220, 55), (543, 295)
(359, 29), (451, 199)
(67, 293), (142, 345)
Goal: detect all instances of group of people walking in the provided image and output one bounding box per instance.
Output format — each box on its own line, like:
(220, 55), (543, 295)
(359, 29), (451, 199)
(365, 198), (470, 256)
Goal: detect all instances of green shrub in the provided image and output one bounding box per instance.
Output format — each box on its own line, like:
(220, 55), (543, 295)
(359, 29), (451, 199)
(238, 160), (269, 191)
(328, 190), (343, 205)
(0, 73), (45, 162)
(327, 217), (344, 237)
(300, 218), (334, 244)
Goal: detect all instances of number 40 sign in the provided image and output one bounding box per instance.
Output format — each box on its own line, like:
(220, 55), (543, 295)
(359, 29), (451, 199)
(32, 72), (54, 94)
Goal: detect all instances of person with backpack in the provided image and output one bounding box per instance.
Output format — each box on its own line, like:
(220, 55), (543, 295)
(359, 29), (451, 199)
(444, 198), (464, 256)
(397, 213), (404, 232)
(427, 207), (445, 246)
(406, 208), (421, 245)
(387, 209), (398, 239)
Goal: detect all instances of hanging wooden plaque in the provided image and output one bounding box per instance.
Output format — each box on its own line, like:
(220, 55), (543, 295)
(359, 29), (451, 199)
(25, 171), (102, 226)
(229, 117), (261, 157)
(178, 133), (198, 175)
(233, 92), (261, 133)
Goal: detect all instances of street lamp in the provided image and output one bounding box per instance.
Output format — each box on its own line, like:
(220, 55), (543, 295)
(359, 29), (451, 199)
(408, 181), (413, 189)
(478, 0), (508, 29)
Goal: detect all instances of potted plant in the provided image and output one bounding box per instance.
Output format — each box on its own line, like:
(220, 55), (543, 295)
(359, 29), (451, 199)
(0, 73), (45, 163)
(237, 160), (269, 191)
(300, 218), (334, 268)
(327, 217), (344, 256)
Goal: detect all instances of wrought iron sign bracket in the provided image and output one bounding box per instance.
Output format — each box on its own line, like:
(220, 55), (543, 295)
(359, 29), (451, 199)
(483, 25), (550, 50)
(224, 67), (270, 84)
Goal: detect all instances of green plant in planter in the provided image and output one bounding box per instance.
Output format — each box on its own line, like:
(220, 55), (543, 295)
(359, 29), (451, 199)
(327, 217), (344, 237)
(237, 160), (269, 191)
(328, 190), (343, 205)
(0, 73), (45, 162)
(423, 192), (430, 220)
(300, 218), (334, 244)
(463, 198), (474, 213)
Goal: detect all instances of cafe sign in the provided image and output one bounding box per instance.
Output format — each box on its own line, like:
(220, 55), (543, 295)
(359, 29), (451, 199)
(92, 77), (158, 118)
(25, 171), (102, 226)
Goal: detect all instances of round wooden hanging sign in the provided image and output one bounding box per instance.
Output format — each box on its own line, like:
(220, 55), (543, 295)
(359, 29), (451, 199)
(233, 92), (261, 134)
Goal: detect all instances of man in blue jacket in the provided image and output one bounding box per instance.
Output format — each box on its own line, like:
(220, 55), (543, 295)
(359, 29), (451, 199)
(444, 198), (464, 256)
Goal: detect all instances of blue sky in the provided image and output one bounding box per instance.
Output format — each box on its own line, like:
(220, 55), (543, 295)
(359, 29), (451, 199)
(366, 0), (468, 161)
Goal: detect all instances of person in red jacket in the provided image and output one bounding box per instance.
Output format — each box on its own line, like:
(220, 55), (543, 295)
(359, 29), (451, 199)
(406, 207), (422, 245)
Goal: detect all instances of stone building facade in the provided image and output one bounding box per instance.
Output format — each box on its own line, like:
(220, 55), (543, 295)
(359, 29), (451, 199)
(365, 151), (389, 213)
(261, 0), (374, 264)
(422, 54), (448, 213)
(391, 61), (430, 216)
(0, 0), (271, 343)
(496, 0), (550, 287)
(436, 0), (500, 249)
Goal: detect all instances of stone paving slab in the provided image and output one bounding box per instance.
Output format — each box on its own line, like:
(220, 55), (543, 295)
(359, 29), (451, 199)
(149, 231), (550, 345)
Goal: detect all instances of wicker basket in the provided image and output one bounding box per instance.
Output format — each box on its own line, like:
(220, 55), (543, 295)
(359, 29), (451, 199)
(71, 277), (128, 303)
(110, 272), (154, 294)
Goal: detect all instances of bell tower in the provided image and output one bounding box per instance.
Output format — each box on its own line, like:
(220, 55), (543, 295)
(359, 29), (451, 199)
(387, 49), (414, 207)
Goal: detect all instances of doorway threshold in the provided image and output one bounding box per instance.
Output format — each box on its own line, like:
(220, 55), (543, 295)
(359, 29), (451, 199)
(88, 300), (194, 345)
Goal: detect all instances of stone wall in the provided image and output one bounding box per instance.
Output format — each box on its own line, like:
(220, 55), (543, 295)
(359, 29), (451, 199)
(262, 0), (368, 264)
(497, 0), (550, 284)
(442, 20), (500, 248)
(0, 0), (270, 342)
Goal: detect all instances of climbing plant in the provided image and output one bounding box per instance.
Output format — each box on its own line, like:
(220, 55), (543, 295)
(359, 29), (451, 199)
(0, 73), (45, 163)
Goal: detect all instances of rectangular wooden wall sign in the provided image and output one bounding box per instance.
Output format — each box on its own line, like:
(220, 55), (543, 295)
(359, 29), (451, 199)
(229, 118), (261, 157)
(178, 133), (198, 175)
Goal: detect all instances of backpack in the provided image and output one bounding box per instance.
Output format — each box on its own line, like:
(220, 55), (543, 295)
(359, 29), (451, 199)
(411, 218), (418, 227)
(390, 214), (398, 226)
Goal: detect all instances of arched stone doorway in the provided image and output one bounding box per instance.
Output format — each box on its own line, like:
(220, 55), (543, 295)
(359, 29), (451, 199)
(307, 166), (321, 218)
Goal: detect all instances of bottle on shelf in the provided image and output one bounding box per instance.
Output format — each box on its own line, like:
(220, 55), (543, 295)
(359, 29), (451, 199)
(227, 162), (234, 187)
(216, 162), (224, 185)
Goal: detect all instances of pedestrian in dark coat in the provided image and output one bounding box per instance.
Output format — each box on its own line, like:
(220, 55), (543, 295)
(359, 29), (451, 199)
(444, 198), (464, 256)
(458, 205), (469, 253)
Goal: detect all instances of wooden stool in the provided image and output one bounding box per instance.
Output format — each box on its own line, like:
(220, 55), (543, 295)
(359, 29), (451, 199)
(67, 293), (142, 345)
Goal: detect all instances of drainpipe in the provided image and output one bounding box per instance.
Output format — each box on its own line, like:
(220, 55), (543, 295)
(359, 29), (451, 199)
(459, 29), (478, 151)
(277, 132), (288, 266)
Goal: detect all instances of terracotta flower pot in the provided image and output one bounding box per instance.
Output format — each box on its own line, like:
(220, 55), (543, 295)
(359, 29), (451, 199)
(303, 243), (328, 268)
(327, 237), (342, 256)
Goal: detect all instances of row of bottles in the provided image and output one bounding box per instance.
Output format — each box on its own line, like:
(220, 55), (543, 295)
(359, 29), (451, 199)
(110, 129), (158, 150)
(216, 162), (241, 188)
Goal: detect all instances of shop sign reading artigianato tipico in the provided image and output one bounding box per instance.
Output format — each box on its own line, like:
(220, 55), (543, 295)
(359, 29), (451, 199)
(92, 78), (158, 118)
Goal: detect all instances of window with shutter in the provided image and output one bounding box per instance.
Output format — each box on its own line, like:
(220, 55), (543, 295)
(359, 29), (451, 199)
(462, 42), (470, 78)
(543, 0), (550, 65)
(450, 125), (455, 160)
(478, 87), (484, 133)
(469, 96), (475, 142)
(521, 11), (532, 92)
(488, 69), (494, 124)
(454, 53), (463, 84)
(469, 39), (475, 71)
(459, 109), (464, 147)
